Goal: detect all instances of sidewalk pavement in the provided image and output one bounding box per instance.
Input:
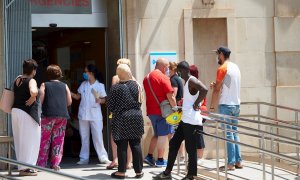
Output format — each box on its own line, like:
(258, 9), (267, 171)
(0, 157), (194, 180)
(0, 158), (298, 180)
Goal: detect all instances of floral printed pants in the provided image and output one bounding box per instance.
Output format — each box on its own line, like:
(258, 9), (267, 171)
(37, 117), (67, 167)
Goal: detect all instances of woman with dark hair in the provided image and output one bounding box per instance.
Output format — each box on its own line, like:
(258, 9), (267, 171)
(71, 64), (110, 165)
(11, 59), (41, 176)
(37, 65), (72, 171)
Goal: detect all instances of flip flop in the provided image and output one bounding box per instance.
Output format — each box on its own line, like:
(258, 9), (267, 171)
(19, 169), (38, 176)
(111, 171), (126, 179)
(106, 163), (118, 170)
(135, 172), (144, 179)
(219, 166), (235, 171)
(235, 164), (243, 169)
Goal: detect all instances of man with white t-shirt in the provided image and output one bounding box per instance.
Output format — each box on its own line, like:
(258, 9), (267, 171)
(210, 46), (242, 171)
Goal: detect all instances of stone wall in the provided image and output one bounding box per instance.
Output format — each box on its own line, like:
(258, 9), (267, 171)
(125, 0), (300, 158)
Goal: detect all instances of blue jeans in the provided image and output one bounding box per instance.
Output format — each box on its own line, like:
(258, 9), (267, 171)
(219, 104), (242, 165)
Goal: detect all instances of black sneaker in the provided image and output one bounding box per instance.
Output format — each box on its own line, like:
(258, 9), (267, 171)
(153, 172), (172, 179)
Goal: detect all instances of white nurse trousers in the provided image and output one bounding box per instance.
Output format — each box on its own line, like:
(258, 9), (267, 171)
(79, 120), (108, 161)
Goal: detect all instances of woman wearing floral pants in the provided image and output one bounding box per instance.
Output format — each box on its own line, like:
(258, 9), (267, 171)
(37, 65), (72, 170)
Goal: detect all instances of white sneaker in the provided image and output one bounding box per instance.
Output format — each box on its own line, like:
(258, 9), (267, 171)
(77, 159), (89, 165)
(99, 158), (110, 164)
(197, 158), (203, 166)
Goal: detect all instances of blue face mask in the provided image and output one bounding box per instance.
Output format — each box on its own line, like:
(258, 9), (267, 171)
(83, 73), (89, 80)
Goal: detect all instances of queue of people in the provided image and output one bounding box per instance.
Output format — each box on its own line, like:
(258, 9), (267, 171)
(9, 45), (241, 179)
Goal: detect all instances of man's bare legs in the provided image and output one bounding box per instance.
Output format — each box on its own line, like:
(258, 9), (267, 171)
(148, 136), (157, 155)
(197, 148), (204, 165)
(144, 135), (168, 166)
(157, 135), (168, 159)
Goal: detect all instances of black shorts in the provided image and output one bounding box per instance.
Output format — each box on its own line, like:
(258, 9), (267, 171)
(196, 126), (205, 149)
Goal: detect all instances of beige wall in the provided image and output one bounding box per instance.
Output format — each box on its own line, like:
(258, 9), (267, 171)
(125, 0), (300, 158)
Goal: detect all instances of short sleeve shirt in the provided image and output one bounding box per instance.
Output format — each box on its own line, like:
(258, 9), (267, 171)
(143, 69), (174, 115)
(170, 74), (183, 102)
(216, 61), (241, 105)
(78, 80), (107, 121)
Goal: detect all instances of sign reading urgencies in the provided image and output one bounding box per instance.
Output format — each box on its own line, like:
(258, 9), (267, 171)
(31, 0), (92, 14)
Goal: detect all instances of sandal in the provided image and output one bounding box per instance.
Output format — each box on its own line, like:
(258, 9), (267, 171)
(135, 172), (144, 179)
(219, 165), (235, 171)
(19, 169), (38, 176)
(111, 171), (126, 179)
(51, 165), (61, 171)
(107, 163), (118, 170)
(235, 164), (243, 169)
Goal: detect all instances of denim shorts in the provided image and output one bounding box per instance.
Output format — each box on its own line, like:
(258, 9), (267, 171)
(148, 115), (174, 136)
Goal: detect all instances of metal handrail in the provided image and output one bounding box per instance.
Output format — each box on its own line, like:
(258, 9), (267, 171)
(208, 112), (300, 131)
(205, 124), (300, 147)
(0, 157), (86, 180)
(241, 114), (298, 126)
(241, 102), (300, 113)
(196, 130), (300, 165)
(200, 113), (300, 180)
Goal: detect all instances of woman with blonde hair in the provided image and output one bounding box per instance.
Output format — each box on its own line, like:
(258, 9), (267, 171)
(107, 64), (144, 179)
(107, 58), (133, 170)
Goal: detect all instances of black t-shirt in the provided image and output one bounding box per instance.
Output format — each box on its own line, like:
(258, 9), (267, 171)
(170, 74), (183, 102)
(13, 77), (41, 125)
(42, 81), (70, 119)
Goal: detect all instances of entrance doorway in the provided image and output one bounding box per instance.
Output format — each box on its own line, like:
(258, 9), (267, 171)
(32, 28), (108, 158)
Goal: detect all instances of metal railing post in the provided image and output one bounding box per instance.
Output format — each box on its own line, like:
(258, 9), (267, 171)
(224, 123), (228, 179)
(262, 133), (266, 180)
(216, 121), (220, 180)
(258, 103), (262, 165)
(296, 111), (299, 176)
(271, 126), (275, 180)
(8, 141), (11, 175)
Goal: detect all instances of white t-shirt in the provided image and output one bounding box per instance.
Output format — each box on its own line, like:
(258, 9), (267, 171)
(78, 80), (107, 121)
(216, 61), (241, 105)
(181, 76), (203, 126)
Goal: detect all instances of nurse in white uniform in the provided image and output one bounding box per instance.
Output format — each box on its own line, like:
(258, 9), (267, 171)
(71, 64), (110, 165)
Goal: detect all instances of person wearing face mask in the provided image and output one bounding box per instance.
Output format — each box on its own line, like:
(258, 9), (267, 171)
(210, 46), (242, 171)
(142, 58), (177, 167)
(71, 64), (110, 165)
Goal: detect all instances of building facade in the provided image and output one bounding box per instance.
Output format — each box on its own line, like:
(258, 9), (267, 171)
(0, 0), (299, 164)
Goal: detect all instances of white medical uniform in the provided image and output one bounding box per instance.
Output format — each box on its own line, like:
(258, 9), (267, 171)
(77, 80), (108, 161)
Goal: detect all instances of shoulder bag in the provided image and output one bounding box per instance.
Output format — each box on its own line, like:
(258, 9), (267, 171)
(147, 74), (173, 118)
(0, 76), (20, 114)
